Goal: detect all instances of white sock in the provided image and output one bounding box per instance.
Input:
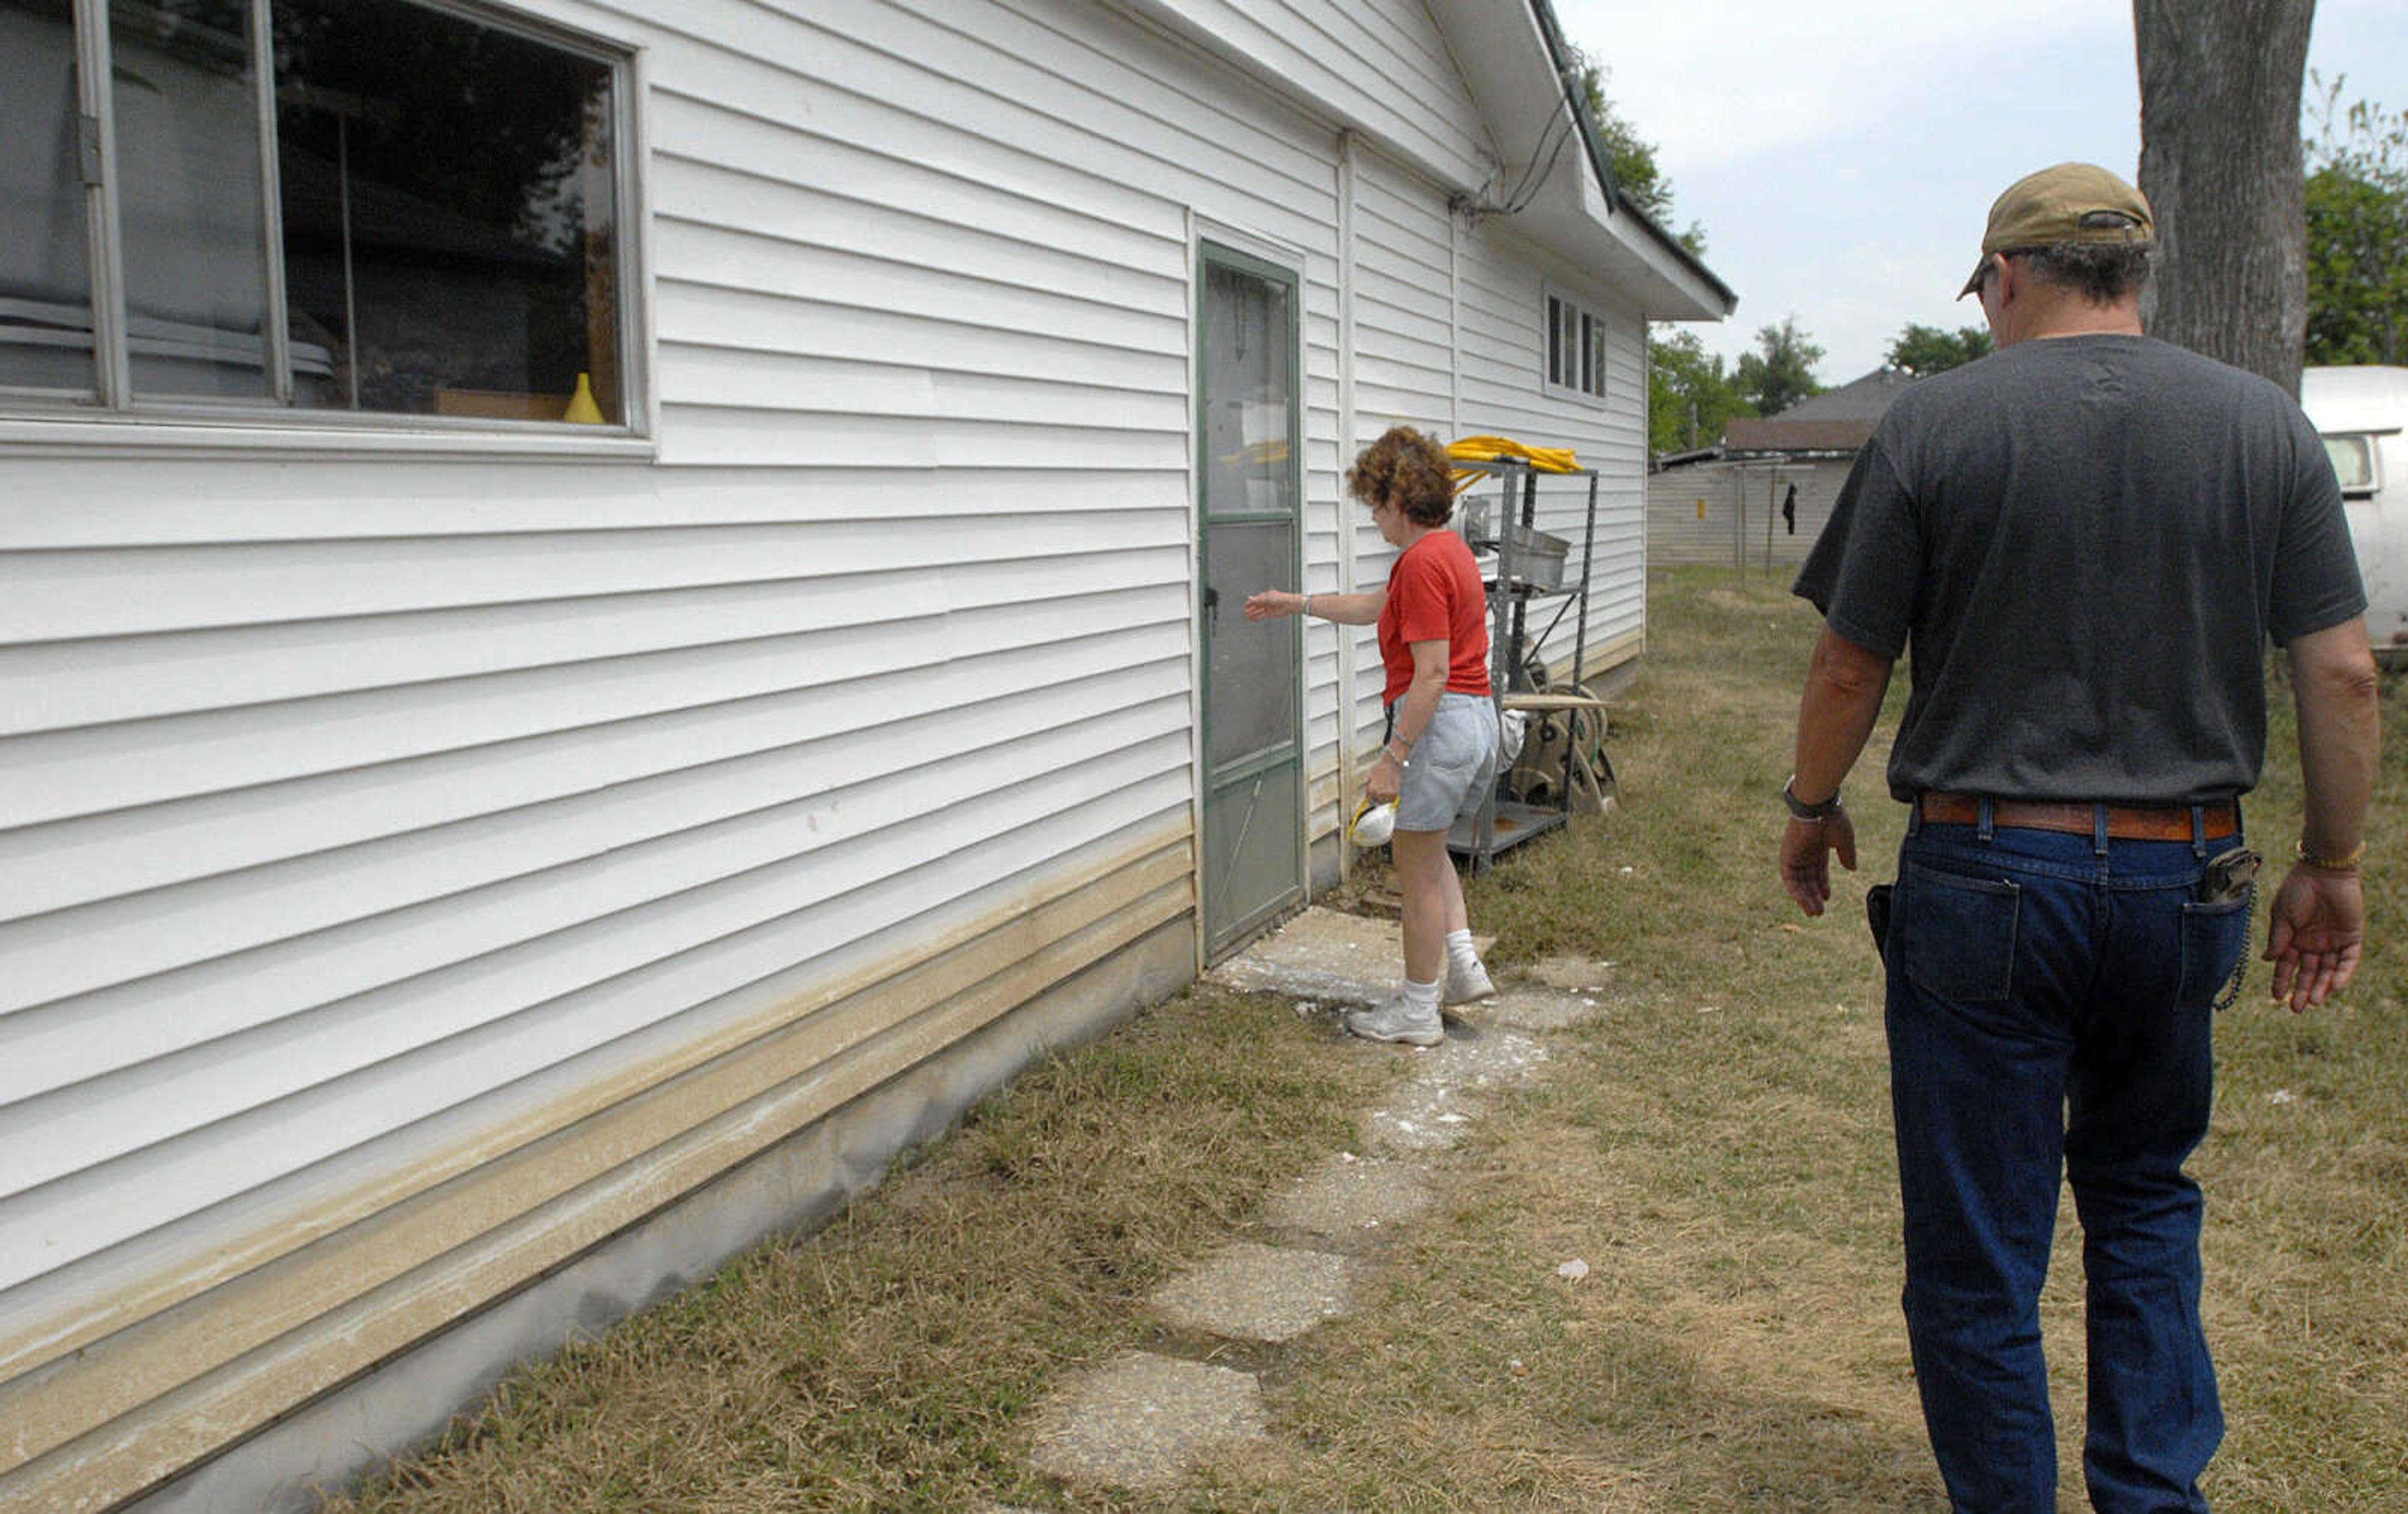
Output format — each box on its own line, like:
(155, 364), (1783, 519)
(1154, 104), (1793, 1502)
(1403, 977), (1442, 1014)
(1445, 929), (1481, 969)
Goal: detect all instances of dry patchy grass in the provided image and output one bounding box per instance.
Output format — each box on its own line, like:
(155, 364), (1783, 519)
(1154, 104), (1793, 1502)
(324, 987), (1395, 1513)
(1229, 568), (2407, 1510)
(329, 567), (2405, 1512)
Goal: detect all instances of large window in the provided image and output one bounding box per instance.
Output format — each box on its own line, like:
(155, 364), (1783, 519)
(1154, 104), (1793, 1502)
(1, 0), (633, 426)
(1545, 290), (1607, 402)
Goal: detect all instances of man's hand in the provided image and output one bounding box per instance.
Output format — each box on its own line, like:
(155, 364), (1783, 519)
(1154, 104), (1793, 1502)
(1781, 628), (1888, 919)
(2272, 619), (2377, 1012)
(2263, 864), (2365, 1012)
(1780, 809), (1857, 918)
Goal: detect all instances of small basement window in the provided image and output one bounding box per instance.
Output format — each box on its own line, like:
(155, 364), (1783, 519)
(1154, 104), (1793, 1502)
(1545, 290), (1607, 402)
(1, 0), (635, 428)
(2323, 433), (2380, 498)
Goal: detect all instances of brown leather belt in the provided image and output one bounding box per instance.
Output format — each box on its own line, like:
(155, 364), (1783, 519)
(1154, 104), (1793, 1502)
(1918, 793), (2238, 842)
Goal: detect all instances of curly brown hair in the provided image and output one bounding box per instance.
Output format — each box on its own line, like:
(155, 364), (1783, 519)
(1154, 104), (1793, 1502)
(1346, 425), (1455, 527)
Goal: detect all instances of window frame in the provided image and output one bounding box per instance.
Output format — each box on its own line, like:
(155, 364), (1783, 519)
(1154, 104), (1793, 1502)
(1, 0), (651, 455)
(1542, 285), (1609, 406)
(2321, 431), (2387, 500)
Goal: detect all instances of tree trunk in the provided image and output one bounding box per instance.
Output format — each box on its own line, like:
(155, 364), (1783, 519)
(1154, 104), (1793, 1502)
(2133, 0), (2315, 395)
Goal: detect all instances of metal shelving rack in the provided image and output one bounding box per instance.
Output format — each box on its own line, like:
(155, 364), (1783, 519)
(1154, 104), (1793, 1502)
(1447, 456), (1600, 871)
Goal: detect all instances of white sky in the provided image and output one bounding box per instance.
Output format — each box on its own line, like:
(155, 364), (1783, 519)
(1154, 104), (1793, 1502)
(1550, 0), (2408, 382)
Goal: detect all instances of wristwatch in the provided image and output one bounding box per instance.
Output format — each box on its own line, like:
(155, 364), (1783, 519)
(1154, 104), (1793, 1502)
(1782, 775), (1843, 821)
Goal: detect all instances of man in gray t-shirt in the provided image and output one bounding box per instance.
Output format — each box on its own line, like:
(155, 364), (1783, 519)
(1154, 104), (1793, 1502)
(1797, 335), (2363, 807)
(1775, 163), (2379, 1513)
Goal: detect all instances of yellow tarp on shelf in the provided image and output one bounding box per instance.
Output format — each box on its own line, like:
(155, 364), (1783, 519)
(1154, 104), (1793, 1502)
(1445, 435), (1579, 492)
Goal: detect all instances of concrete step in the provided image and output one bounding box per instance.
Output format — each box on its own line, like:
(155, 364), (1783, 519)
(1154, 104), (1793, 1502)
(1148, 1241), (1356, 1344)
(1027, 1352), (1268, 1491)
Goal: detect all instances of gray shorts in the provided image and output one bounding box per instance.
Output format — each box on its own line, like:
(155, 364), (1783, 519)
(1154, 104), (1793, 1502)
(1392, 692), (1500, 832)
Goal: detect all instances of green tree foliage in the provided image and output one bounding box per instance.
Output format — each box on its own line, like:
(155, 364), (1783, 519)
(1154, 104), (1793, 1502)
(1734, 315), (1825, 416)
(1885, 323), (1994, 375)
(1648, 330), (1756, 454)
(2303, 73), (2408, 366)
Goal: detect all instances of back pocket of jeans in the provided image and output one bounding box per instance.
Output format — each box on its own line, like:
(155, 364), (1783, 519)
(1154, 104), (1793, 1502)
(2175, 894), (2252, 1010)
(1418, 707), (1478, 774)
(1899, 862), (2019, 1002)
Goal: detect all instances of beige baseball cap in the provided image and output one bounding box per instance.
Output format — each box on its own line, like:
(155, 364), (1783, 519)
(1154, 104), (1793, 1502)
(1957, 162), (2154, 299)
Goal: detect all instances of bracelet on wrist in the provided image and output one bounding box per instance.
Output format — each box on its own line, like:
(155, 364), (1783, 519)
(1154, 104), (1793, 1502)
(1782, 775), (1842, 822)
(2296, 837), (2366, 872)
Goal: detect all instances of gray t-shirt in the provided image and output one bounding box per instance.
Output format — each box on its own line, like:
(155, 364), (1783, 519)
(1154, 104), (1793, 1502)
(1793, 334), (2365, 805)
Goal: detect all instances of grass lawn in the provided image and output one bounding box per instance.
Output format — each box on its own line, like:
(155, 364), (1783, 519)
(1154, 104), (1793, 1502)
(330, 566), (2408, 1512)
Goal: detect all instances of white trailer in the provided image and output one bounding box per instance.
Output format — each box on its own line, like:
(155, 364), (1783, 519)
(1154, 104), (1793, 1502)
(2303, 365), (2408, 664)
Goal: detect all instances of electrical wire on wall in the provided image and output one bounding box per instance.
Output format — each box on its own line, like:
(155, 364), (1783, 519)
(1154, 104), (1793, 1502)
(1453, 103), (1576, 226)
(1497, 109), (1577, 214)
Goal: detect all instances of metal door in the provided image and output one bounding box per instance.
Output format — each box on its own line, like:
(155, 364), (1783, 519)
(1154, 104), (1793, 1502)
(1196, 243), (1304, 959)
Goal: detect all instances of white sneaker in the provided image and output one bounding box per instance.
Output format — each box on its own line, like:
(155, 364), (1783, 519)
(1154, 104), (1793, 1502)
(1345, 995), (1444, 1047)
(1445, 956), (1497, 1005)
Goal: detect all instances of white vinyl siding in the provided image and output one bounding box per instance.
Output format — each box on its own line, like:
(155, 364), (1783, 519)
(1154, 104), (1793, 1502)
(0, 1), (1709, 1505)
(1459, 228), (1652, 682)
(0, 1), (1318, 1503)
(1334, 148), (1459, 768)
(1115, 0), (1488, 191)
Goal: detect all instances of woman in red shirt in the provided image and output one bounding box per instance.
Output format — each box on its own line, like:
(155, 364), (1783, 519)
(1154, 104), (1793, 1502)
(1246, 426), (1501, 1045)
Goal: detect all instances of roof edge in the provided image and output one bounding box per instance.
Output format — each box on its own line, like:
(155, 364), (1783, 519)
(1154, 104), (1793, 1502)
(1523, 0), (1738, 312)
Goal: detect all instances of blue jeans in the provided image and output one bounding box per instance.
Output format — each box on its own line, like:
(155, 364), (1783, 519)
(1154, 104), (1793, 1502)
(1886, 810), (2253, 1513)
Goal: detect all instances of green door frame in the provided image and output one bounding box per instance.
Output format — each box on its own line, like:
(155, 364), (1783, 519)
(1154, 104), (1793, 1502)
(1195, 237), (1307, 960)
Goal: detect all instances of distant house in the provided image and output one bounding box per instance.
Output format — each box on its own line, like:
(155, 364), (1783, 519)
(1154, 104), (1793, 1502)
(1647, 367), (1921, 568)
(0, 3), (1733, 1510)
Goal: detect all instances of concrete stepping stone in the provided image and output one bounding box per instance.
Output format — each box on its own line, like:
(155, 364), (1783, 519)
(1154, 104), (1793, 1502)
(1148, 1241), (1356, 1343)
(1261, 1153), (1434, 1243)
(1028, 1352), (1267, 1490)
(1524, 952), (1619, 992)
(1361, 1025), (1549, 1151)
(1207, 906), (1491, 1006)
(1413, 1024), (1550, 1087)
(1210, 906), (1595, 1038)
(1474, 983), (1608, 1032)
(1362, 1084), (1472, 1151)
(1020, 935), (1608, 1501)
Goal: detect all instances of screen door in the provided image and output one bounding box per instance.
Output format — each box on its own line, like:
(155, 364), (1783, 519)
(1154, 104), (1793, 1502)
(1196, 242), (1304, 960)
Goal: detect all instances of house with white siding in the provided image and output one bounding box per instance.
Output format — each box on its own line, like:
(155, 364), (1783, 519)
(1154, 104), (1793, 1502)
(0, 2), (1733, 1507)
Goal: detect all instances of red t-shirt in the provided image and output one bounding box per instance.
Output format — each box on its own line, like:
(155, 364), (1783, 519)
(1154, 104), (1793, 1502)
(1378, 530), (1492, 704)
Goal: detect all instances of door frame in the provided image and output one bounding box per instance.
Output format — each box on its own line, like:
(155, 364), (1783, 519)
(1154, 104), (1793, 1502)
(1190, 225), (1309, 965)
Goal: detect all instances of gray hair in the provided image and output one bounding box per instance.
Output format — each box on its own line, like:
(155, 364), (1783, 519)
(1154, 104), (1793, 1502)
(2005, 241), (2154, 305)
